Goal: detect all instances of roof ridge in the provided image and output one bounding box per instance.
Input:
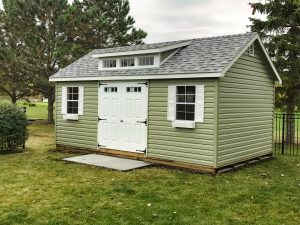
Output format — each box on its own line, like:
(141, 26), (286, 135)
(91, 32), (256, 52)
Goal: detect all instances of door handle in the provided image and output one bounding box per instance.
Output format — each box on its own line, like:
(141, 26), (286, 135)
(120, 120), (124, 122)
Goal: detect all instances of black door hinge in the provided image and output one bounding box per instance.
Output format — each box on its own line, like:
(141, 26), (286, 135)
(137, 119), (147, 126)
(136, 148), (146, 154)
(98, 116), (107, 122)
(97, 143), (106, 148)
(137, 82), (148, 86)
(99, 82), (107, 87)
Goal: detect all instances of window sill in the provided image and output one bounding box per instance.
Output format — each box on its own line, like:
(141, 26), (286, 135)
(63, 114), (79, 121)
(172, 120), (195, 129)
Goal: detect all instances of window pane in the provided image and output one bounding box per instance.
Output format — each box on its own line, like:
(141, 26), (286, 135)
(67, 87), (72, 94)
(176, 95), (185, 102)
(186, 86), (195, 94)
(127, 87), (141, 92)
(121, 58), (135, 67)
(186, 104), (195, 112)
(73, 94), (78, 101)
(176, 112), (185, 120)
(73, 87), (78, 94)
(67, 101), (78, 114)
(186, 95), (195, 103)
(186, 113), (195, 121)
(67, 93), (72, 100)
(176, 104), (185, 112)
(103, 59), (116, 68)
(177, 86), (185, 94)
(139, 56), (154, 66)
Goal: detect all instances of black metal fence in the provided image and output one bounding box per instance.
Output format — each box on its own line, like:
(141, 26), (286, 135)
(273, 113), (300, 155)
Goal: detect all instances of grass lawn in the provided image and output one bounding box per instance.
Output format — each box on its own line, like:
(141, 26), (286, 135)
(0, 98), (49, 120)
(16, 102), (49, 120)
(0, 123), (299, 225)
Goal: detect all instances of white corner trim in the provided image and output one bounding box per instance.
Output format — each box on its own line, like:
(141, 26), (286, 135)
(220, 34), (282, 84)
(49, 72), (222, 82)
(63, 114), (79, 120)
(172, 120), (195, 128)
(91, 41), (192, 58)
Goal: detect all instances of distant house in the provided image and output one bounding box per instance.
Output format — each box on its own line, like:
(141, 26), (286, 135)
(49, 33), (282, 173)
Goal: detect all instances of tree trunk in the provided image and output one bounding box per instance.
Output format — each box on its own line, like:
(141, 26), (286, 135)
(47, 89), (55, 123)
(285, 101), (295, 145)
(11, 92), (17, 104)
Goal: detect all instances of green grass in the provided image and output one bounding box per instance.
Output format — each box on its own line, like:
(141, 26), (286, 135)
(0, 99), (48, 120)
(16, 102), (49, 120)
(0, 123), (299, 225)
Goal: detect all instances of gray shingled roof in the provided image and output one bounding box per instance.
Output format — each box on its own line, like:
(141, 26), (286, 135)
(50, 32), (257, 79)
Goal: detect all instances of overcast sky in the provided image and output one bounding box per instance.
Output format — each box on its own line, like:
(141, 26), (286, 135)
(0, 0), (262, 43)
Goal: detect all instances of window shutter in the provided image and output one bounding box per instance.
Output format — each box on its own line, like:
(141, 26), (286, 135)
(61, 86), (67, 115)
(195, 85), (204, 122)
(167, 85), (176, 121)
(78, 86), (84, 115)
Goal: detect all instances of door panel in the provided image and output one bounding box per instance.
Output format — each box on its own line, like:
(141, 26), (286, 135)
(98, 82), (148, 152)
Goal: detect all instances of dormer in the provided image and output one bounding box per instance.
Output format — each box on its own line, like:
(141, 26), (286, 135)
(92, 41), (192, 70)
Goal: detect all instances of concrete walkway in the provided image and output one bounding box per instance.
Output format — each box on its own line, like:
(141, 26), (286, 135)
(63, 154), (151, 171)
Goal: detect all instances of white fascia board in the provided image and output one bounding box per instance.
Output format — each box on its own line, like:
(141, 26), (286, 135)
(49, 72), (221, 82)
(91, 41), (192, 58)
(220, 34), (282, 84)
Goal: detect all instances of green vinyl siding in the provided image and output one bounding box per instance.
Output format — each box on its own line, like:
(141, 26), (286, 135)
(147, 79), (218, 166)
(217, 47), (275, 167)
(56, 81), (98, 149)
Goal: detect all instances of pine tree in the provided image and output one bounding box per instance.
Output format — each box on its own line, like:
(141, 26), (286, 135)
(249, 0), (300, 143)
(66, 0), (147, 59)
(1, 0), (147, 122)
(0, 1), (31, 104)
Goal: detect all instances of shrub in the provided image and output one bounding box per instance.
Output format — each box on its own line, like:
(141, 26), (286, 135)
(0, 103), (28, 152)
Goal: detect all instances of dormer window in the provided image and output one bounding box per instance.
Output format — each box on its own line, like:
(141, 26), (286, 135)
(98, 54), (159, 70)
(139, 56), (154, 66)
(103, 59), (116, 68)
(121, 58), (135, 67)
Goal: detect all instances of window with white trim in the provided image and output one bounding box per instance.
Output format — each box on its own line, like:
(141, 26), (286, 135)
(67, 87), (79, 114)
(167, 85), (204, 127)
(103, 59), (116, 68)
(61, 86), (84, 118)
(121, 58), (135, 67)
(176, 86), (195, 121)
(138, 56), (154, 66)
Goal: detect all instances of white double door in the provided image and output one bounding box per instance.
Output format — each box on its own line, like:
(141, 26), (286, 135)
(98, 82), (148, 153)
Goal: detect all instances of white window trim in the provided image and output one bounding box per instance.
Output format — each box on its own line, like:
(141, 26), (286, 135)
(172, 120), (195, 128)
(61, 86), (84, 120)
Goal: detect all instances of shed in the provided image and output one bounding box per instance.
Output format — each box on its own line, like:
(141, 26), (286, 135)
(49, 32), (282, 173)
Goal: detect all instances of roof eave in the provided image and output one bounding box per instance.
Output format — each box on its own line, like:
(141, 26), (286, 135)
(49, 72), (221, 82)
